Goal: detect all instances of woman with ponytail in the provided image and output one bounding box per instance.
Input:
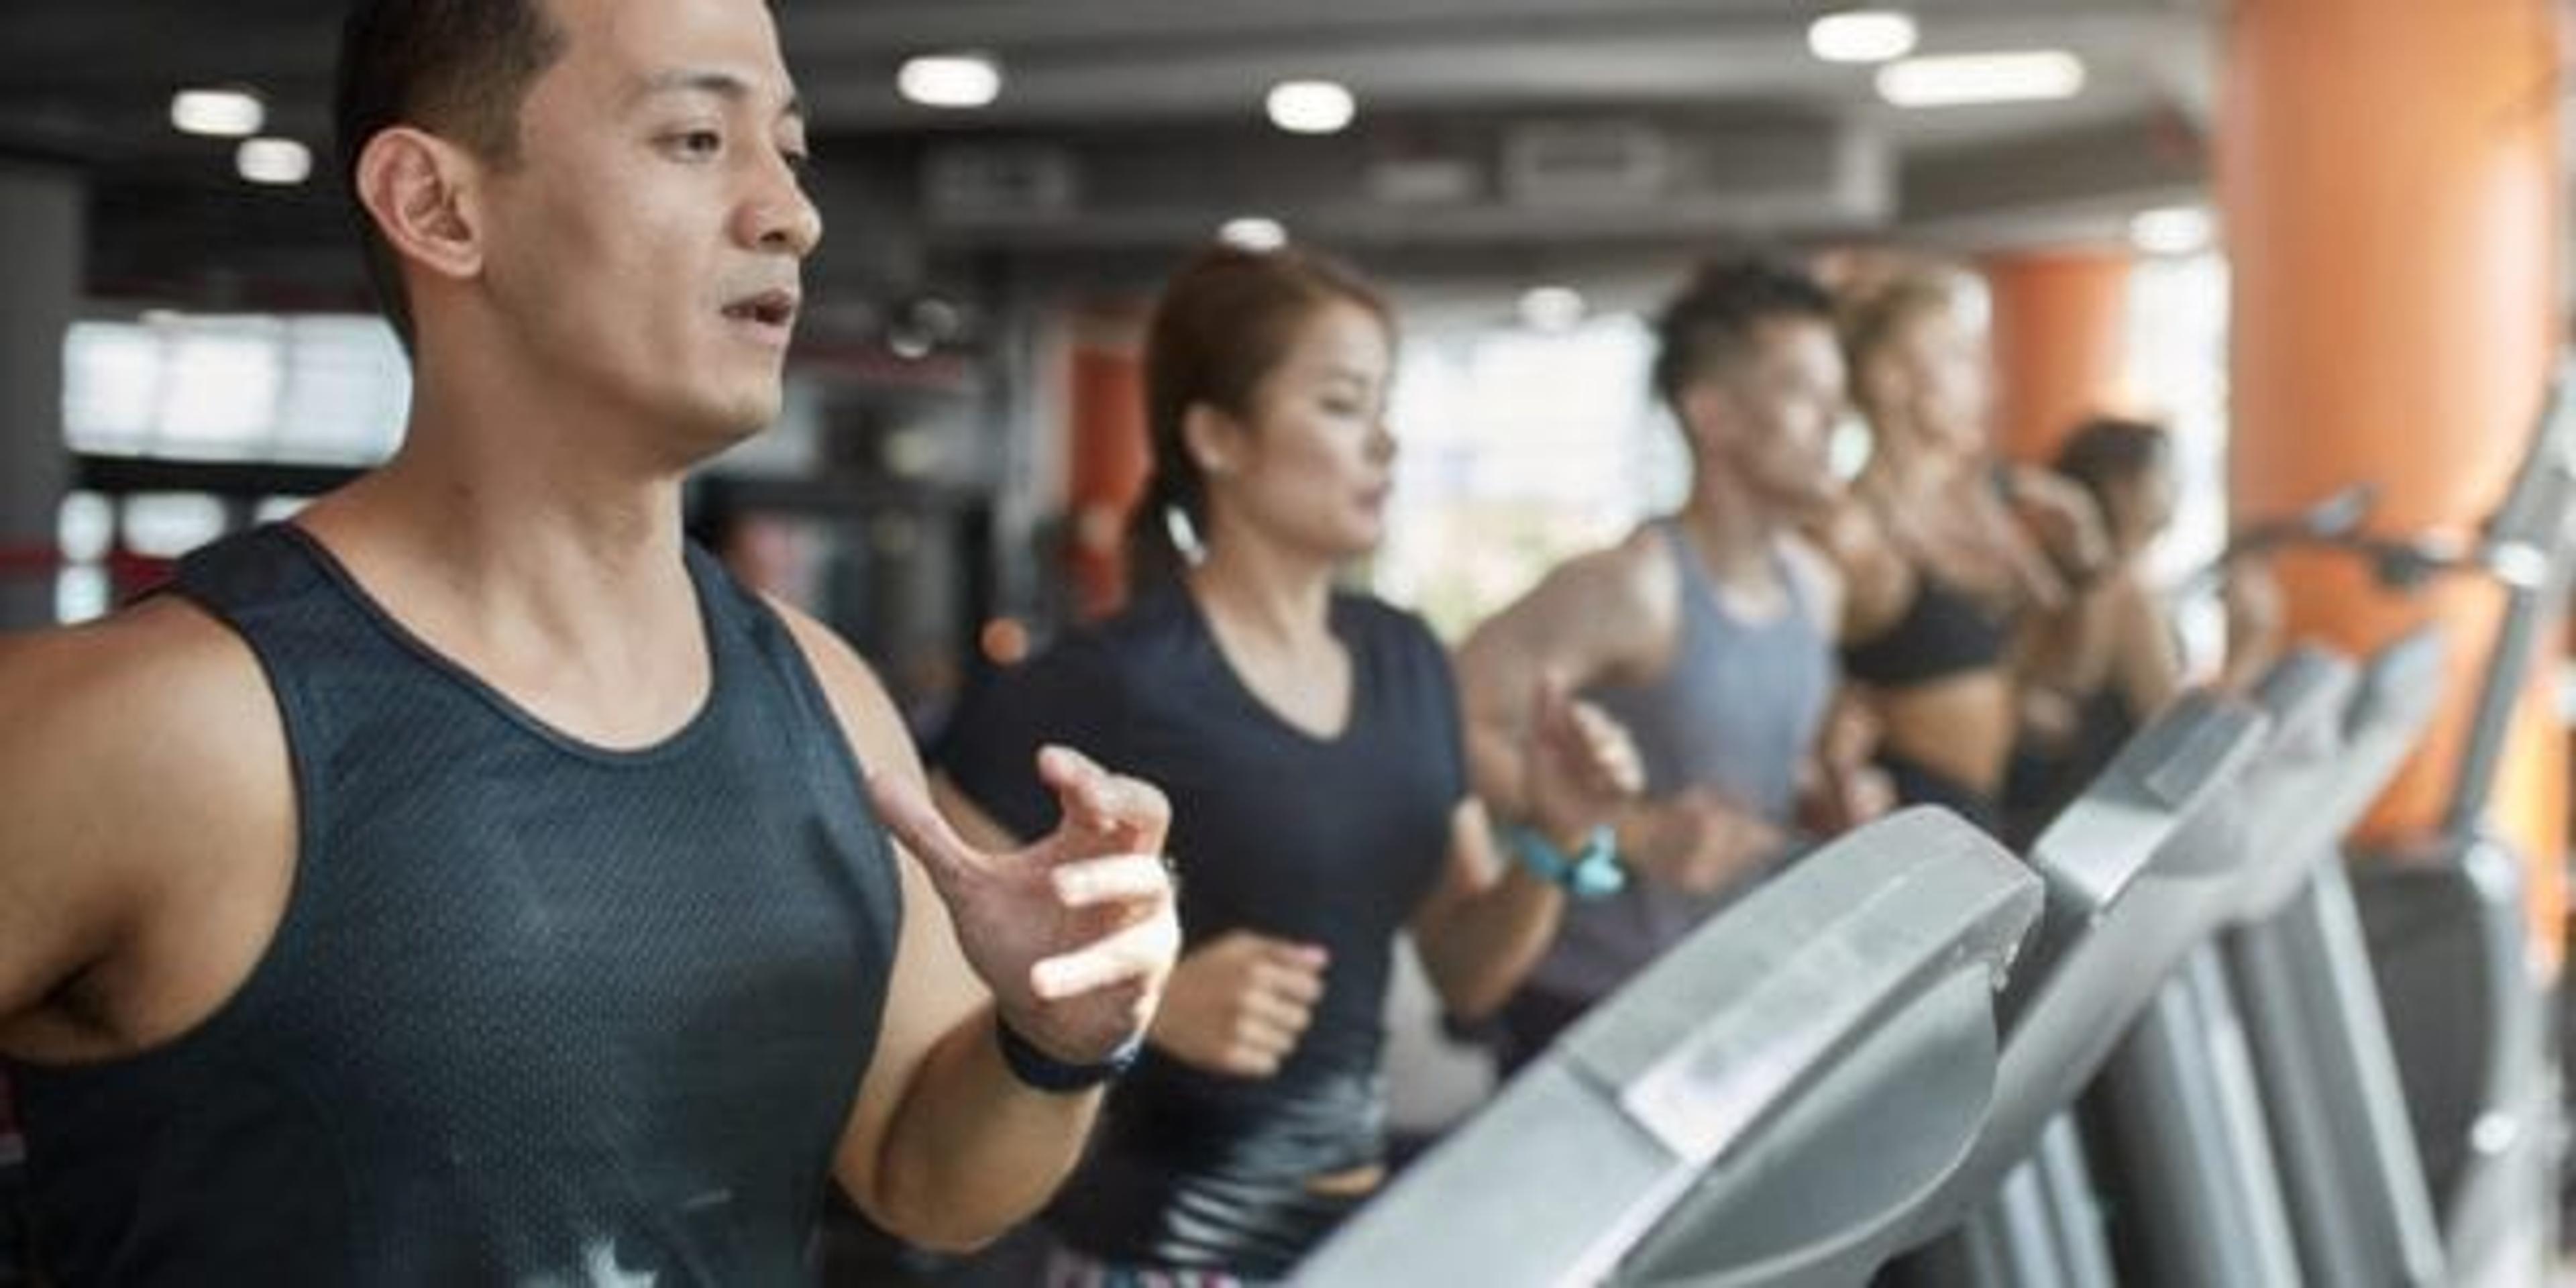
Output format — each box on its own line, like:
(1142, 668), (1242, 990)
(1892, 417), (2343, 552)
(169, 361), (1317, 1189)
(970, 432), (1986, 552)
(934, 244), (1638, 1283)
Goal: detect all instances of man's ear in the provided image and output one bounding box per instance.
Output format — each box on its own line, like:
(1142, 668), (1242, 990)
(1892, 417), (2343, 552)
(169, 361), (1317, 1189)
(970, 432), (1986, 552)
(1180, 402), (1244, 478)
(352, 126), (486, 286)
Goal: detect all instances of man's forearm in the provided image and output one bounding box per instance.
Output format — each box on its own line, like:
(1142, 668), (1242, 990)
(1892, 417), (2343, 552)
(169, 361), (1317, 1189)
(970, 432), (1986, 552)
(1463, 719), (1532, 820)
(862, 1005), (1107, 1252)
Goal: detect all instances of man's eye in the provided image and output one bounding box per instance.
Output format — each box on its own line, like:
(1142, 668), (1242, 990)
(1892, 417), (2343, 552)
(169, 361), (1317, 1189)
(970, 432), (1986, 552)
(671, 130), (722, 157)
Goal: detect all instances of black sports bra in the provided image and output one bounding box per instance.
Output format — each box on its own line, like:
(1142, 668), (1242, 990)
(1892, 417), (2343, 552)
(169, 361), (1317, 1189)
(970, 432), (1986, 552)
(1841, 570), (2013, 686)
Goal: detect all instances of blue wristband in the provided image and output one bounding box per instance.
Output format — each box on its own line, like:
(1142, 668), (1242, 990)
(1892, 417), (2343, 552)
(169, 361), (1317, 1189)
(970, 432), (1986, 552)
(1506, 823), (1625, 900)
(996, 1016), (1144, 1093)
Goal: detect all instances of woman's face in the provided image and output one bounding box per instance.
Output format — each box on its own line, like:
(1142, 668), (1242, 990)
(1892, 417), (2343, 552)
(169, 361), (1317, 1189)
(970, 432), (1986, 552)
(1199, 299), (1398, 564)
(1877, 306), (1992, 458)
(2108, 453), (2178, 553)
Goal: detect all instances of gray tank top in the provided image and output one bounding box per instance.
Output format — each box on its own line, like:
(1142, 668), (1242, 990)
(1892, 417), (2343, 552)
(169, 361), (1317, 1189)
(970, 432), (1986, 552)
(1532, 522), (1836, 1000)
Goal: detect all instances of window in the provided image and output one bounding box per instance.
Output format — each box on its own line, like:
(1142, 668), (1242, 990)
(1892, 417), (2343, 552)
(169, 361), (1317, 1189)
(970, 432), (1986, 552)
(54, 312), (409, 622)
(65, 313), (409, 464)
(1375, 313), (1668, 639)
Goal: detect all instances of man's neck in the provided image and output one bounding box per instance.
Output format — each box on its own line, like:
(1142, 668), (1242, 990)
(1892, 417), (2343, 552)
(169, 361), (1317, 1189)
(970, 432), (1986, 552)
(1678, 463), (1786, 594)
(290, 370), (715, 748)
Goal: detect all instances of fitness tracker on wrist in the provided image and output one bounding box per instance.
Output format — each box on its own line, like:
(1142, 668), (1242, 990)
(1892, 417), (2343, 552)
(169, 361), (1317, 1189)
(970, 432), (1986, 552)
(1506, 822), (1625, 900)
(996, 1016), (1144, 1093)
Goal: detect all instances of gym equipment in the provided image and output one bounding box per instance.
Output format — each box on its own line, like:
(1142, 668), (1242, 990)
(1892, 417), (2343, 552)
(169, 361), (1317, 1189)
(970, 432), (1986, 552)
(1294, 808), (2039, 1287)
(1894, 692), (2271, 1286)
(2222, 637), (2451, 1286)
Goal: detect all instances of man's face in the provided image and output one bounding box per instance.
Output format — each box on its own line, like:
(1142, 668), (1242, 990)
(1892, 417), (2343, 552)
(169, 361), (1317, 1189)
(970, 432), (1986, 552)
(476, 0), (820, 459)
(1690, 315), (1849, 519)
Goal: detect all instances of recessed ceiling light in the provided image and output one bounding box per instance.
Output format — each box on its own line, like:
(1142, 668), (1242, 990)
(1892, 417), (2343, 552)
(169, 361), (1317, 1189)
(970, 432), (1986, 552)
(236, 138), (311, 185)
(170, 88), (264, 138)
(1218, 217), (1288, 251)
(1809, 11), (1919, 64)
(1876, 51), (2086, 108)
(1267, 80), (1356, 135)
(2131, 205), (2214, 256)
(1518, 286), (1587, 332)
(898, 52), (1002, 109)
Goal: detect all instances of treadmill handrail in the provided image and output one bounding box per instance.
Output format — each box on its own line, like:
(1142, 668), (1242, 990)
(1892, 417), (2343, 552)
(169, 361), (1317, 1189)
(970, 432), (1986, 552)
(2027, 692), (2270, 914)
(1295, 810), (2040, 1288)
(2345, 627), (2447, 745)
(2447, 368), (2575, 829)
(2271, 633), (2448, 871)
(2252, 646), (2360, 751)
(1911, 696), (2272, 1240)
(2473, 358), (2575, 556)
(2234, 649), (2361, 895)
(1591, 808), (2041, 1167)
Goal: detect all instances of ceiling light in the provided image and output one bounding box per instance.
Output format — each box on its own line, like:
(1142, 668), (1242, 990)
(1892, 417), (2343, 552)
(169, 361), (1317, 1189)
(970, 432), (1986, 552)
(1218, 217), (1288, 251)
(1808, 11), (1919, 64)
(2131, 205), (2214, 256)
(1518, 286), (1587, 333)
(897, 52), (1002, 109)
(1876, 51), (2086, 108)
(170, 88), (264, 138)
(236, 138), (311, 186)
(1267, 80), (1356, 135)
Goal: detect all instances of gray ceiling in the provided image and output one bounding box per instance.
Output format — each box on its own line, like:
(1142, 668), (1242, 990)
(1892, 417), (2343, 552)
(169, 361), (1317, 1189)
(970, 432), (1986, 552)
(0, 0), (2213, 316)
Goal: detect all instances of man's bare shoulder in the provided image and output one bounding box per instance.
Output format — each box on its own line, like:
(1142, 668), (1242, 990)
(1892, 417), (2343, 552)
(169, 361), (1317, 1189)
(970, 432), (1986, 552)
(0, 596), (290, 1031)
(1541, 524), (1676, 619)
(1462, 525), (1680, 691)
(1554, 524), (1687, 646)
(755, 596), (922, 786)
(0, 596), (277, 769)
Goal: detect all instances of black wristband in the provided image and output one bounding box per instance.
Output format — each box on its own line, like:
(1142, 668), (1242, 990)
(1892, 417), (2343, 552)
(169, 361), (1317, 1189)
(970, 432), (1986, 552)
(995, 1016), (1143, 1093)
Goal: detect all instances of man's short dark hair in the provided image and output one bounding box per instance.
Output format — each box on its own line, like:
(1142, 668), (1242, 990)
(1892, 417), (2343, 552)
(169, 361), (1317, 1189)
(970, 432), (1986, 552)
(334, 0), (570, 350)
(1650, 256), (1837, 411)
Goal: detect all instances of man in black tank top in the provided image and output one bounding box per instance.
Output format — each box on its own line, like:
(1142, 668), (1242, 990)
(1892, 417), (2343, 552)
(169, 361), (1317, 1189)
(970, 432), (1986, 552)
(0, 1), (1179, 1283)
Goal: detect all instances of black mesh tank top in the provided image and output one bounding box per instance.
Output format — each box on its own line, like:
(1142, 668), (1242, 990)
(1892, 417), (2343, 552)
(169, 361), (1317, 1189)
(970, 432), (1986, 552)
(11, 524), (902, 1286)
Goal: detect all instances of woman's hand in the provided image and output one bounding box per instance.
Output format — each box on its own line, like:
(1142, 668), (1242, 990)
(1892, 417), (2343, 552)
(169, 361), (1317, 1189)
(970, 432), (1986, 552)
(1148, 930), (1330, 1079)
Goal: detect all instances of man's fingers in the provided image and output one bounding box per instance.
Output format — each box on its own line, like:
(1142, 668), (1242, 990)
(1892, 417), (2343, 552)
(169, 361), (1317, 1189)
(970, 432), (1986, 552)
(1035, 744), (1119, 833)
(1568, 702), (1644, 796)
(866, 771), (990, 889)
(1533, 667), (1570, 716)
(1030, 914), (1179, 1001)
(1037, 744), (1169, 839)
(1738, 817), (1790, 857)
(1538, 696), (1642, 802)
(1051, 853), (1174, 909)
(1035, 742), (1107, 786)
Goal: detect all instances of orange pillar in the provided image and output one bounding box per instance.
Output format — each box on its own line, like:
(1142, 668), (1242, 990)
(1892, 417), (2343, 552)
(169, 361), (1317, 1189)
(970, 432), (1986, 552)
(1063, 308), (1152, 621)
(2222, 0), (2564, 952)
(1985, 251), (2135, 465)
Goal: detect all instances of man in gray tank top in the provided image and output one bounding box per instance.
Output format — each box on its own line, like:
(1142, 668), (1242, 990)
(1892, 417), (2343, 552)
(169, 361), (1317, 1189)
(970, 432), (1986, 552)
(1457, 257), (1893, 1067)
